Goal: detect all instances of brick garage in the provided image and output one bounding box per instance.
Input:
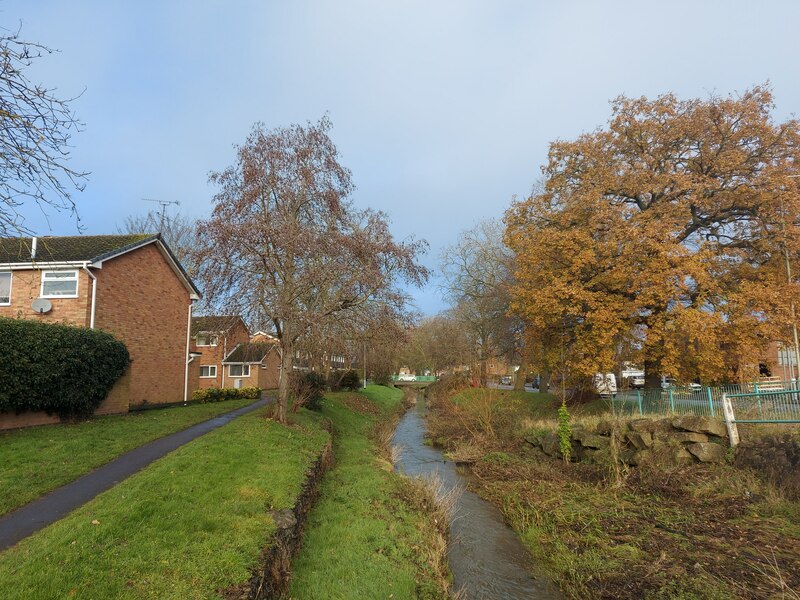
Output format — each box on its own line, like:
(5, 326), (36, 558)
(0, 234), (201, 429)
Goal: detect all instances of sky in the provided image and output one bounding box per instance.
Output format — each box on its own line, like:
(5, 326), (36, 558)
(4, 0), (800, 315)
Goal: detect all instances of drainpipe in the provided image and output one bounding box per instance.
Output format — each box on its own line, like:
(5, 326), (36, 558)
(82, 265), (97, 329)
(222, 335), (227, 389)
(184, 302), (193, 403)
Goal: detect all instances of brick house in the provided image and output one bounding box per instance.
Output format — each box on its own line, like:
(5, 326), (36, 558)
(222, 341), (281, 390)
(0, 234), (201, 429)
(190, 315), (251, 389)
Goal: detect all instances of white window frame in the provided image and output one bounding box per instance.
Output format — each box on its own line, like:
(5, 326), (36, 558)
(196, 334), (219, 347)
(40, 269), (79, 299)
(0, 271), (11, 305)
(229, 364), (250, 378)
(199, 365), (217, 378)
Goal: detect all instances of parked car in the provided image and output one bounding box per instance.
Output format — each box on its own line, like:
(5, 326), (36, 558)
(594, 373), (617, 397)
(500, 376), (512, 386)
(397, 373), (416, 382)
(630, 374), (645, 388)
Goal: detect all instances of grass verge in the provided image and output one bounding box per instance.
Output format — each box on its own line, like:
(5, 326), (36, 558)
(428, 386), (800, 599)
(0, 398), (255, 516)
(288, 385), (450, 600)
(0, 406), (329, 599)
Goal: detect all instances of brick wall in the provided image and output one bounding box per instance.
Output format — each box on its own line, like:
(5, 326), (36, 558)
(260, 350), (281, 390)
(192, 320), (249, 389)
(0, 268), (91, 325)
(94, 243), (191, 407)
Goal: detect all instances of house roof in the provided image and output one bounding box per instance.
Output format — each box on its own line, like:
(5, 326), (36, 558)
(0, 234), (156, 263)
(0, 233), (201, 299)
(192, 315), (247, 336)
(223, 342), (276, 364)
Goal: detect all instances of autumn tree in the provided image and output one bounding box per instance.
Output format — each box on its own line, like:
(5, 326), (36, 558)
(506, 85), (800, 387)
(400, 313), (472, 376)
(196, 117), (428, 423)
(0, 28), (87, 234)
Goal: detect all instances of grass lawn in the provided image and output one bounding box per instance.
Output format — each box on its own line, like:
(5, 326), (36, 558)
(289, 385), (448, 600)
(0, 398), (255, 516)
(0, 406), (330, 599)
(450, 388), (609, 420)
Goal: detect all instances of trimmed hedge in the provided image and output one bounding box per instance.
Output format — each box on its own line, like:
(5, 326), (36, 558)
(339, 369), (361, 391)
(191, 386), (262, 403)
(0, 317), (130, 419)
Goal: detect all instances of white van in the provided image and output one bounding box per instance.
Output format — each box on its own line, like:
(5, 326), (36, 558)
(594, 373), (618, 397)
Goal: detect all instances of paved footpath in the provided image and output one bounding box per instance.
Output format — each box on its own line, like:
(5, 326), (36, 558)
(0, 398), (267, 552)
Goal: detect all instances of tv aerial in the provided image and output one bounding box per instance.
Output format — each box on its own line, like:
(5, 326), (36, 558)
(141, 198), (181, 232)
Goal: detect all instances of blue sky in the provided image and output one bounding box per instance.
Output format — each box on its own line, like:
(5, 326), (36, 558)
(4, 1), (800, 314)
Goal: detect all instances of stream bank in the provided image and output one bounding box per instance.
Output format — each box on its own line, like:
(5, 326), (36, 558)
(392, 392), (563, 600)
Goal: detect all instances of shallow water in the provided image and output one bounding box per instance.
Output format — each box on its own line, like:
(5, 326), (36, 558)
(392, 395), (563, 600)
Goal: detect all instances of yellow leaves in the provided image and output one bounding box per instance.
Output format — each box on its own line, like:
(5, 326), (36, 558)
(505, 85), (800, 383)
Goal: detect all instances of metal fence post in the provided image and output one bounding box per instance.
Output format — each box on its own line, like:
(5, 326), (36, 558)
(669, 388), (675, 414)
(637, 389), (643, 416)
(706, 387), (715, 417)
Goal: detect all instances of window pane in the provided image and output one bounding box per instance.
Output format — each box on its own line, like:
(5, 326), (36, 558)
(0, 273), (9, 303)
(45, 271), (75, 279)
(43, 280), (77, 296)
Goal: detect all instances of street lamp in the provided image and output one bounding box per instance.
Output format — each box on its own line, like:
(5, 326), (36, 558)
(785, 175), (800, 382)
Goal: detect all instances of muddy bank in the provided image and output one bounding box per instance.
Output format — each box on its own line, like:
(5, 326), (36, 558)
(222, 438), (334, 600)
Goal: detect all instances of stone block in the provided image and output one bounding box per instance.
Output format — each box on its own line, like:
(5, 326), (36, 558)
(580, 434), (610, 449)
(672, 416), (727, 438)
(628, 418), (655, 433)
(595, 420), (614, 436)
(541, 433), (561, 457)
(626, 431), (653, 450)
(672, 432), (709, 444)
(686, 442), (727, 463)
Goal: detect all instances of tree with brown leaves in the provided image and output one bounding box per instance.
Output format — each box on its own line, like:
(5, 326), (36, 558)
(506, 85), (800, 387)
(196, 117), (428, 422)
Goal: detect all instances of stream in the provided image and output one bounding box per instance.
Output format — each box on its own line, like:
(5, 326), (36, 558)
(392, 393), (563, 600)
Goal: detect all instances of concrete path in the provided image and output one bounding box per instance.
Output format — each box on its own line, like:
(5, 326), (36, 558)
(0, 398), (267, 552)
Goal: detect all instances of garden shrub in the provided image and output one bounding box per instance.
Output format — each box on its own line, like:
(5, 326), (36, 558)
(191, 386), (262, 402)
(339, 369), (361, 391)
(0, 317), (130, 419)
(291, 371), (326, 411)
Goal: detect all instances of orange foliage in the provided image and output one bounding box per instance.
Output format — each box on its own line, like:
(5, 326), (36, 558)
(505, 85), (800, 384)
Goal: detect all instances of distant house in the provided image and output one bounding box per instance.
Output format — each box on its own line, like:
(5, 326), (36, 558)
(190, 315), (250, 390)
(0, 234), (201, 429)
(222, 341), (281, 390)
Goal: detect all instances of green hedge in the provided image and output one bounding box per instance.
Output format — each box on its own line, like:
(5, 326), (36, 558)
(0, 317), (130, 419)
(191, 386), (262, 403)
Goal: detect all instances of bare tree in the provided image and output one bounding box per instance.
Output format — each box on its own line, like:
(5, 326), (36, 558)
(0, 27), (87, 234)
(196, 117), (428, 423)
(118, 210), (200, 277)
(441, 219), (521, 386)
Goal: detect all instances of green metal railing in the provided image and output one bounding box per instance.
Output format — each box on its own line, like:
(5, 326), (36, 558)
(724, 389), (800, 424)
(611, 380), (800, 419)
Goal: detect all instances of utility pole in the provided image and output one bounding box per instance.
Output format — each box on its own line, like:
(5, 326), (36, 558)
(142, 198), (180, 232)
(363, 340), (367, 389)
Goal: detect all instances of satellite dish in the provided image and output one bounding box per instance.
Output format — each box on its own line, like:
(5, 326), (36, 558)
(32, 298), (52, 314)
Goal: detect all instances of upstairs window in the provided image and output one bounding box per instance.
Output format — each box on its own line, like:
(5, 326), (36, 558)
(200, 365), (217, 378)
(196, 334), (219, 347)
(229, 364), (250, 377)
(0, 272), (10, 304)
(41, 270), (78, 298)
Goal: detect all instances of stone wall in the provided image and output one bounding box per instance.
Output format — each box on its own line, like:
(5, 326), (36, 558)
(527, 415), (730, 466)
(735, 434), (800, 499)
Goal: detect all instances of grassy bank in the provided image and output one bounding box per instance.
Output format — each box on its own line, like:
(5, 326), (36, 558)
(0, 407), (330, 599)
(428, 384), (800, 599)
(0, 398), (255, 516)
(289, 385), (449, 600)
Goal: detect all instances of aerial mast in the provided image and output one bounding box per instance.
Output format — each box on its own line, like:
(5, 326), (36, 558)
(141, 198), (180, 232)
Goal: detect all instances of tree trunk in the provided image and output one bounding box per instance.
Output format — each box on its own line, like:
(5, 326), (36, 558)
(277, 337), (294, 424)
(644, 359), (660, 389)
(514, 352), (530, 391)
(540, 368), (551, 394)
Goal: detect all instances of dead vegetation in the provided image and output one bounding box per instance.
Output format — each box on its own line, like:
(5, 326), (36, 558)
(427, 387), (800, 599)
